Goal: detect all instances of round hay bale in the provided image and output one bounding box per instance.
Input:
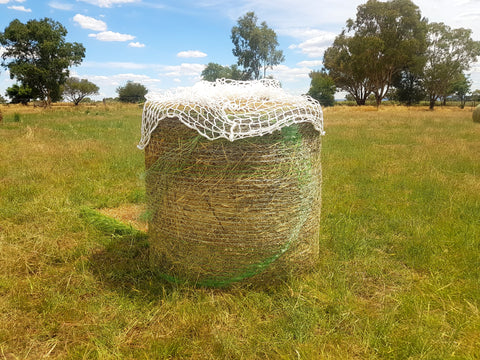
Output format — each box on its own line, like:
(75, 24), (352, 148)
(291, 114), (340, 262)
(139, 79), (324, 287)
(473, 105), (480, 123)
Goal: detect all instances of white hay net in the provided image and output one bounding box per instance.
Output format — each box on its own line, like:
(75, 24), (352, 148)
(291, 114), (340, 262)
(138, 78), (324, 149)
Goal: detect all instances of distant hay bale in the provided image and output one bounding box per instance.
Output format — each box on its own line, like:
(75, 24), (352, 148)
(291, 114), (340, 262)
(139, 79), (324, 287)
(473, 105), (480, 123)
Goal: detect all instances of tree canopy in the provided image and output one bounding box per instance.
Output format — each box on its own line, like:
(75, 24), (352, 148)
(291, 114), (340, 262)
(422, 22), (480, 109)
(451, 73), (471, 108)
(390, 69), (425, 106)
(323, 0), (480, 107)
(5, 84), (33, 105)
(307, 70), (336, 107)
(62, 77), (99, 105)
(0, 18), (85, 106)
(201, 63), (243, 82)
(323, 33), (375, 105)
(231, 12), (284, 80)
(324, 0), (427, 106)
(116, 81), (148, 103)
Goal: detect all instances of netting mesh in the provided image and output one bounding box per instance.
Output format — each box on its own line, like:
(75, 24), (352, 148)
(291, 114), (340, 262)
(138, 78), (324, 148)
(140, 79), (324, 287)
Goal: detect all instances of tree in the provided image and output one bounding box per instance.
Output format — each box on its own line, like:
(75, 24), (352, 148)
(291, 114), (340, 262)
(472, 89), (480, 104)
(0, 18), (85, 107)
(324, 0), (426, 106)
(422, 22), (480, 110)
(62, 77), (99, 105)
(323, 32), (374, 105)
(5, 84), (34, 105)
(391, 69), (425, 105)
(307, 70), (336, 107)
(201, 63), (243, 82)
(451, 73), (471, 108)
(231, 12), (284, 80)
(116, 81), (148, 103)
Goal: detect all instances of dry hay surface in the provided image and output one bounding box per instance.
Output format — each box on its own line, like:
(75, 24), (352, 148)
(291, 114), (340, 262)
(144, 117), (323, 287)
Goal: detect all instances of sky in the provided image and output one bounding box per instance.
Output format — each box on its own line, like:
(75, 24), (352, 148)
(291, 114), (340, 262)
(0, 0), (479, 100)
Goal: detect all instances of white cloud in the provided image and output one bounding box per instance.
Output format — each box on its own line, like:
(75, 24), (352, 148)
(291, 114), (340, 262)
(82, 61), (151, 69)
(177, 50), (208, 58)
(88, 31), (135, 42)
(470, 61), (480, 73)
(74, 72), (162, 99)
(270, 64), (311, 82)
(289, 31), (337, 58)
(455, 12), (480, 21)
(7, 5), (31, 11)
(128, 42), (145, 48)
(161, 63), (206, 77)
(111, 73), (161, 83)
(81, 62), (205, 78)
(278, 28), (332, 40)
(48, 1), (74, 10)
(73, 14), (108, 31)
(77, 0), (139, 8)
(297, 60), (324, 68)
(87, 73), (161, 86)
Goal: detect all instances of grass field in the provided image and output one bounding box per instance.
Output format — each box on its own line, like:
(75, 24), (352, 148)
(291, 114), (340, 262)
(0, 104), (479, 359)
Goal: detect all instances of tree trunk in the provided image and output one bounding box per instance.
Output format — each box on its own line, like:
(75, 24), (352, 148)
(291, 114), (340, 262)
(44, 89), (52, 107)
(356, 98), (366, 106)
(429, 98), (435, 110)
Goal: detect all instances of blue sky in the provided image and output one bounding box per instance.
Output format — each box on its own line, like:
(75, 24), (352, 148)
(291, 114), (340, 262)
(1, 0), (479, 100)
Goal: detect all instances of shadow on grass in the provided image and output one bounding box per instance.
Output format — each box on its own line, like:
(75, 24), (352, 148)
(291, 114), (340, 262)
(81, 207), (179, 298)
(82, 207), (291, 298)
(88, 234), (181, 298)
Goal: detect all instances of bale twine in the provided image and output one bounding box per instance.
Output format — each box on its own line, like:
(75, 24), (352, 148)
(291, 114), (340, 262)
(139, 79), (324, 287)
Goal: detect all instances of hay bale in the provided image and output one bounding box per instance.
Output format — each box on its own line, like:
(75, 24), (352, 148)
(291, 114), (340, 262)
(140, 80), (324, 287)
(473, 105), (480, 123)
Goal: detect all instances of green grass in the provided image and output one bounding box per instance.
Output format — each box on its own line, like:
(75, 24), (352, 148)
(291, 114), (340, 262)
(1, 104), (479, 359)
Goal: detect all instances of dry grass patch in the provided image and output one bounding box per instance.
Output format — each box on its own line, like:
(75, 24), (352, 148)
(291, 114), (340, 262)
(98, 204), (148, 232)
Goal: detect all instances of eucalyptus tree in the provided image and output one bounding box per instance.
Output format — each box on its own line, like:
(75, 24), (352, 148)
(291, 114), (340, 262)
(0, 18), (85, 106)
(5, 84), (33, 105)
(201, 63), (243, 82)
(231, 12), (285, 80)
(116, 81), (148, 103)
(62, 77), (99, 105)
(324, 0), (427, 106)
(422, 22), (480, 110)
(307, 70), (336, 107)
(390, 69), (425, 106)
(451, 73), (471, 108)
(323, 32), (376, 105)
